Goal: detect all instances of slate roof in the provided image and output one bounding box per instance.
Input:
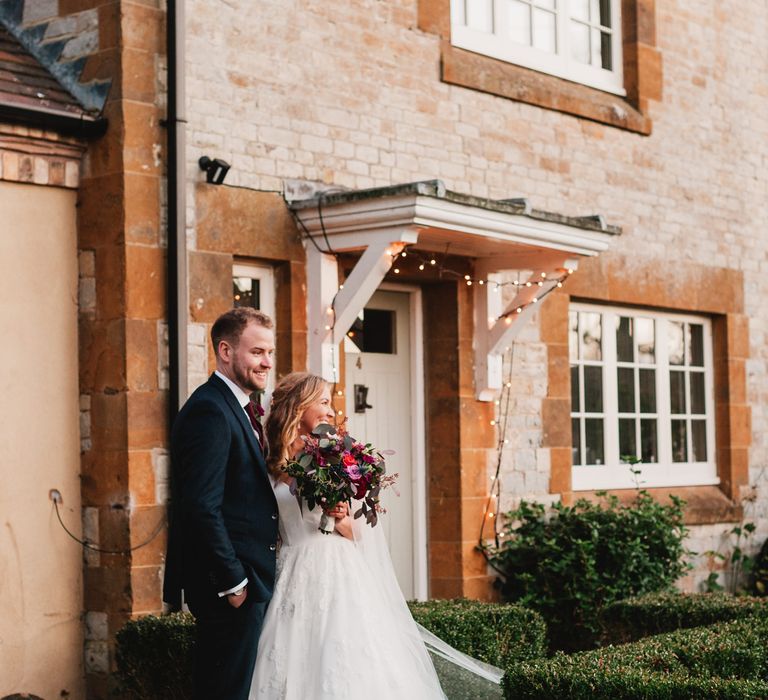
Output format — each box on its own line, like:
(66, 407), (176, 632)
(0, 23), (103, 134)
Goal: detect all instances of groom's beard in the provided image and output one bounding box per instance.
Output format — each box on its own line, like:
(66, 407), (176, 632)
(232, 358), (264, 393)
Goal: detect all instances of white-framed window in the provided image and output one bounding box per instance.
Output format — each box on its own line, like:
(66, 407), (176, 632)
(233, 261), (276, 400)
(570, 303), (717, 490)
(450, 0), (625, 95)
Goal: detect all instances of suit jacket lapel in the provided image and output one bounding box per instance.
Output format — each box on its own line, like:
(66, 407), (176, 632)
(208, 374), (268, 475)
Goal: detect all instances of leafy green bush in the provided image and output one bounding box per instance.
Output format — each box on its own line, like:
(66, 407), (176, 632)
(407, 598), (547, 666)
(503, 616), (768, 699)
(601, 592), (768, 644)
(753, 536), (768, 596)
(115, 612), (195, 700)
(487, 492), (690, 651)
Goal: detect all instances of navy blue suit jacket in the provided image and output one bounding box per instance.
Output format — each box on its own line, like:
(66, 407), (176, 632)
(163, 373), (278, 608)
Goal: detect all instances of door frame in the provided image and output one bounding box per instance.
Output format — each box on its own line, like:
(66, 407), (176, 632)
(376, 281), (428, 600)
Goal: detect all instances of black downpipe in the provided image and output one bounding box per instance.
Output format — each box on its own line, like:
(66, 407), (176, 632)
(166, 0), (180, 425)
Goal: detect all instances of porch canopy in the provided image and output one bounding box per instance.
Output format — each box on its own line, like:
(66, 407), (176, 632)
(290, 180), (619, 401)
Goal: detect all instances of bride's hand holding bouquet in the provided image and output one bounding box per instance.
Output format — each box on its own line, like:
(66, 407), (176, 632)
(283, 420), (398, 535)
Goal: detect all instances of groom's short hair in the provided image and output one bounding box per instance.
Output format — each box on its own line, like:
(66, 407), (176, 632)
(211, 307), (274, 355)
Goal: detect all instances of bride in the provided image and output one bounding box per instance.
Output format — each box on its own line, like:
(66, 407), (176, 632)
(249, 372), (501, 699)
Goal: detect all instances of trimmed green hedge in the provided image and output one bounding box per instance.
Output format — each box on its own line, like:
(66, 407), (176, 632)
(407, 598), (547, 666)
(600, 592), (768, 645)
(115, 612), (194, 700)
(116, 600), (542, 699)
(504, 616), (768, 699)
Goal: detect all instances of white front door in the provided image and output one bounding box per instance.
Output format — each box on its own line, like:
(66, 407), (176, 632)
(344, 289), (425, 599)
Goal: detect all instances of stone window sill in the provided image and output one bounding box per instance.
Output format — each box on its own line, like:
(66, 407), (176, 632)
(573, 485), (742, 526)
(441, 42), (652, 136)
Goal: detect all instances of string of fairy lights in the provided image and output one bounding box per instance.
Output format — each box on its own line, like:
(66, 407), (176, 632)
(388, 245), (573, 321)
(292, 203), (573, 561)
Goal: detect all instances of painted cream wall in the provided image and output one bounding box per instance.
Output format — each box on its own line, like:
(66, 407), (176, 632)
(0, 181), (84, 698)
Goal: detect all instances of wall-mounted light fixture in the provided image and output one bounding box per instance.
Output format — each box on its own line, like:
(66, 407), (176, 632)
(198, 155), (231, 185)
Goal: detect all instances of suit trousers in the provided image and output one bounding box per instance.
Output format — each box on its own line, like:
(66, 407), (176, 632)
(189, 595), (267, 700)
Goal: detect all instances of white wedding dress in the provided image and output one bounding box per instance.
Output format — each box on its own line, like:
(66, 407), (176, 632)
(249, 480), (447, 699)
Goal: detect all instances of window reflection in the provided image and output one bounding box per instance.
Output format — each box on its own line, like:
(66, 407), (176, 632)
(636, 317), (655, 364)
(580, 312), (602, 361)
(569, 311), (579, 362)
(233, 277), (260, 309)
(668, 321), (684, 365)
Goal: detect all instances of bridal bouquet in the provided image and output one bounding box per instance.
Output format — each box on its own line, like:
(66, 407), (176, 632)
(283, 421), (397, 534)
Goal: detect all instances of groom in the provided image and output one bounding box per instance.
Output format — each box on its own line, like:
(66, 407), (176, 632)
(163, 307), (279, 700)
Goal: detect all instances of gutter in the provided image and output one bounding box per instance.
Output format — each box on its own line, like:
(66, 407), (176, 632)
(166, 0), (188, 421)
(0, 103), (107, 138)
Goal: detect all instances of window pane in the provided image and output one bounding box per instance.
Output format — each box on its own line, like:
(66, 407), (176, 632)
(569, 310), (579, 361)
(584, 365), (603, 412)
(691, 420), (707, 462)
(571, 0), (589, 21)
(536, 0), (556, 8)
(347, 309), (396, 354)
(689, 324), (704, 366)
(233, 277), (259, 308)
(590, 27), (602, 66)
(616, 316), (633, 362)
(636, 317), (655, 364)
(508, 0), (532, 45)
(580, 311), (602, 360)
(617, 367), (635, 413)
(570, 20), (590, 63)
(571, 365), (580, 411)
(671, 420), (688, 462)
(690, 371), (706, 414)
(641, 419), (658, 463)
(532, 8), (556, 52)
(467, 0), (494, 32)
(596, 0), (611, 26)
(669, 370), (686, 414)
(600, 30), (612, 69)
(639, 368), (656, 413)
(572, 418), (581, 466)
(619, 418), (636, 460)
(668, 321), (684, 365)
(585, 418), (604, 465)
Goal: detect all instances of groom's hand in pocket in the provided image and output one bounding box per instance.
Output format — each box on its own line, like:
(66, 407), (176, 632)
(227, 586), (248, 608)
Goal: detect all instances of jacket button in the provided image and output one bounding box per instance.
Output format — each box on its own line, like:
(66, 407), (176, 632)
(269, 544), (276, 551)
(271, 513), (278, 520)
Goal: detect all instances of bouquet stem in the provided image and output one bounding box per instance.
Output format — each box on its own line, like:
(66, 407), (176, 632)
(319, 512), (336, 535)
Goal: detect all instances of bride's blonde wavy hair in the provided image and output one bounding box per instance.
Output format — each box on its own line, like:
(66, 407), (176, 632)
(265, 372), (329, 475)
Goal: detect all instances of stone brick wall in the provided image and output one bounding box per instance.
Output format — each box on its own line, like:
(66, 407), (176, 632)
(181, 0), (768, 594)
(0, 123), (83, 186)
(71, 1), (168, 697)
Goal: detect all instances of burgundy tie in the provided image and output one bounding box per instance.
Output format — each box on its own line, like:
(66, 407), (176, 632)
(244, 402), (265, 451)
